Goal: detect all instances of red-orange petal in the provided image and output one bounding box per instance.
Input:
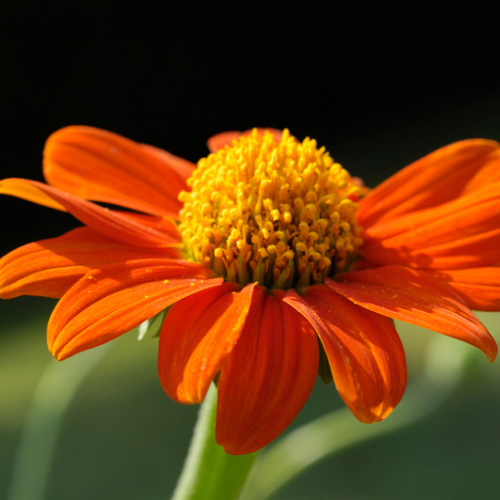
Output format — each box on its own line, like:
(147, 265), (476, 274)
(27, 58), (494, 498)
(429, 267), (500, 312)
(0, 227), (179, 299)
(206, 131), (242, 153)
(361, 183), (500, 269)
(158, 282), (256, 405)
(327, 266), (498, 360)
(0, 178), (66, 210)
(43, 126), (195, 217)
(462, 148), (500, 194)
(0, 179), (176, 248)
(48, 260), (220, 360)
(362, 228), (500, 270)
(358, 139), (500, 226)
(216, 290), (319, 455)
(284, 286), (406, 424)
(207, 128), (283, 153)
(112, 212), (182, 242)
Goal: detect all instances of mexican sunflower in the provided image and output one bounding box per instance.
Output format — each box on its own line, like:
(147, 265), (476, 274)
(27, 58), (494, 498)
(1, 127), (499, 455)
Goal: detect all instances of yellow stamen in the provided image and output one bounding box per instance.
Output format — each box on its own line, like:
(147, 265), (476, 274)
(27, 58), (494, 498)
(178, 129), (364, 289)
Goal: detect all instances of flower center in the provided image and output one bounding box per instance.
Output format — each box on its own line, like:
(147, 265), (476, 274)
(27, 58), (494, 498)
(178, 129), (364, 290)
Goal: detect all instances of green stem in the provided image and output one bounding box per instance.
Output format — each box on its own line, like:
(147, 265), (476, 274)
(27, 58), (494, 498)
(172, 384), (259, 500)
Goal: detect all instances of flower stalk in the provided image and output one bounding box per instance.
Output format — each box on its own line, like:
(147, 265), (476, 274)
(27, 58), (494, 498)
(172, 384), (259, 500)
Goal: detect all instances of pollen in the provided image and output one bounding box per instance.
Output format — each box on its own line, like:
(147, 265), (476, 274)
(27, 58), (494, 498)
(178, 129), (364, 289)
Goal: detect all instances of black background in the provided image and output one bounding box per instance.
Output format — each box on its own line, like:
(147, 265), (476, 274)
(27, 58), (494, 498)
(1, 3), (499, 254)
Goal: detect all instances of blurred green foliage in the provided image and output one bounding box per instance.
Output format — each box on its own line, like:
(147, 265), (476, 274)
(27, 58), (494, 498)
(1, 296), (499, 500)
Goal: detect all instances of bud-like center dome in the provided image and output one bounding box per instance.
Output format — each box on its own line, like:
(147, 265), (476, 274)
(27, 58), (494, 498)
(178, 129), (364, 290)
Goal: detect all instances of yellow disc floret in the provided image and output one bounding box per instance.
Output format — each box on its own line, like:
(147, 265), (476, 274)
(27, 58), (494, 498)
(178, 129), (364, 289)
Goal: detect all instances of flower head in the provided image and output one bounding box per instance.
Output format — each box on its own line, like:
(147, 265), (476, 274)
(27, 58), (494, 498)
(1, 126), (499, 454)
(178, 129), (363, 288)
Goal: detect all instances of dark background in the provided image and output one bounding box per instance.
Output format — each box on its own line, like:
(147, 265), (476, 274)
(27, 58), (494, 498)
(1, 4), (500, 500)
(1, 3), (499, 255)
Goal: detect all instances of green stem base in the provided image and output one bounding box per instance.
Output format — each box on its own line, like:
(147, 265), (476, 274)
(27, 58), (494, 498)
(172, 384), (259, 500)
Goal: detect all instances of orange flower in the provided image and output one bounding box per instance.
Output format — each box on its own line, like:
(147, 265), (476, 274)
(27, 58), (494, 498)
(1, 127), (499, 454)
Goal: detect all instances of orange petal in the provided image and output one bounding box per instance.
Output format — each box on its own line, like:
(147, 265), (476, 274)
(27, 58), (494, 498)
(206, 131), (242, 153)
(158, 282), (257, 404)
(216, 290), (319, 455)
(462, 148), (500, 194)
(48, 260), (220, 360)
(362, 228), (500, 270)
(0, 179), (176, 248)
(327, 266), (497, 360)
(284, 286), (406, 424)
(361, 184), (500, 269)
(429, 267), (500, 312)
(207, 128), (283, 153)
(0, 227), (179, 299)
(138, 143), (196, 186)
(0, 178), (66, 210)
(358, 139), (500, 226)
(113, 212), (182, 242)
(43, 126), (195, 217)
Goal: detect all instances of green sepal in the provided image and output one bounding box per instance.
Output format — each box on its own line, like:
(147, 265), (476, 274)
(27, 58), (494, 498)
(211, 253), (226, 279)
(137, 308), (168, 341)
(264, 253), (276, 288)
(295, 264), (311, 291)
(237, 251), (251, 287)
(253, 258), (265, 287)
(272, 260), (295, 290)
(227, 260), (237, 283)
(273, 267), (288, 290)
(317, 338), (333, 385)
